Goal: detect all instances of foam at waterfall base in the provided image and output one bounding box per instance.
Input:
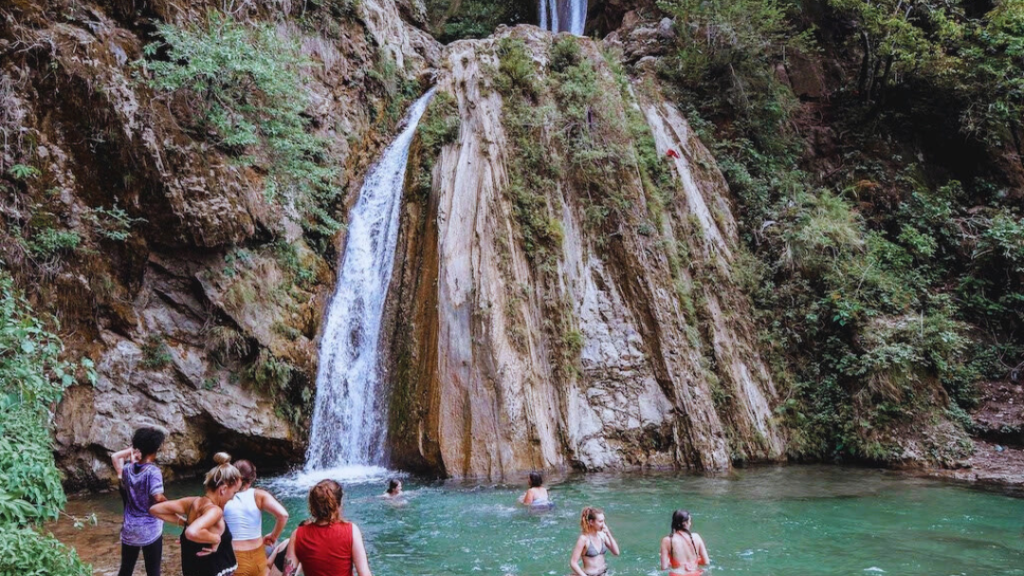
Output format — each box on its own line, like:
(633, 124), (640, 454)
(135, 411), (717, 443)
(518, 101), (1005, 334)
(267, 464), (403, 495)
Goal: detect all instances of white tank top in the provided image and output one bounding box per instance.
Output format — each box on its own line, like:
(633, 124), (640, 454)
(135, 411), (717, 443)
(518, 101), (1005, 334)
(223, 488), (262, 540)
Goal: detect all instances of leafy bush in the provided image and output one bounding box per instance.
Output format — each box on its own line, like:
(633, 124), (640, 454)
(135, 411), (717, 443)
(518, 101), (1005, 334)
(84, 206), (144, 242)
(143, 11), (341, 237)
(424, 0), (533, 42)
(140, 334), (172, 369)
(0, 270), (91, 575)
(654, 0), (1024, 461)
(25, 228), (81, 260)
(0, 527), (90, 576)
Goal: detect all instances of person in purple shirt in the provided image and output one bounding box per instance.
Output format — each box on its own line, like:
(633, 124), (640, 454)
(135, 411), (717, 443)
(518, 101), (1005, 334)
(112, 426), (168, 576)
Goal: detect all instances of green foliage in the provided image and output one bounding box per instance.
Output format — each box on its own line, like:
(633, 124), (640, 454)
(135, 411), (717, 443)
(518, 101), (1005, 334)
(366, 51), (421, 125)
(7, 164), (39, 181)
(140, 334), (172, 369)
(246, 349), (294, 393)
(424, 0), (532, 42)
(413, 90), (460, 197)
(273, 240), (317, 289)
(655, 0), (1024, 462)
(0, 527), (90, 576)
(549, 36), (582, 73)
(25, 227), (80, 260)
(84, 206), (144, 242)
(494, 38), (564, 267)
(823, 0), (1023, 145)
(143, 10), (341, 237)
(0, 270), (90, 574)
(417, 91), (461, 153)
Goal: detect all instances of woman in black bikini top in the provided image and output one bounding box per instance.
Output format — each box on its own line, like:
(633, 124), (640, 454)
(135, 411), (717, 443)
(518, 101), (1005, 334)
(570, 507), (620, 576)
(150, 453), (243, 576)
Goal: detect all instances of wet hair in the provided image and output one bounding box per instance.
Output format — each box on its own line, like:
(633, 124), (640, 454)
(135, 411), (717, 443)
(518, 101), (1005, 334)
(132, 427), (166, 457)
(309, 479), (344, 523)
(235, 460), (257, 486)
(203, 452), (241, 491)
(671, 509), (692, 535)
(386, 479), (401, 495)
(528, 472), (543, 488)
(579, 506), (603, 533)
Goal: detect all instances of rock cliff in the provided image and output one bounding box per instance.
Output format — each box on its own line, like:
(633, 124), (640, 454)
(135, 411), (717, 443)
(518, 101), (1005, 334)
(6, 0), (789, 485)
(384, 26), (786, 478)
(1, 0), (436, 487)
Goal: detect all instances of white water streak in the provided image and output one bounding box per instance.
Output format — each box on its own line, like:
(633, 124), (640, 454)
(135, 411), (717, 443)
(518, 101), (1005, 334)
(305, 89), (436, 470)
(539, 0), (586, 36)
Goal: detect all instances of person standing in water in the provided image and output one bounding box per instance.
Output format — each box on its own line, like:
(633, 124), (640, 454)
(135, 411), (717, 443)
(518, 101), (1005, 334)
(114, 426), (167, 576)
(659, 510), (710, 576)
(150, 452), (243, 576)
(285, 479), (373, 576)
(569, 507), (620, 576)
(223, 460), (290, 576)
(517, 472), (551, 507)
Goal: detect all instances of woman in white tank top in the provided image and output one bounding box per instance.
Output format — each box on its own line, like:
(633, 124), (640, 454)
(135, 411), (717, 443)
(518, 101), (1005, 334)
(223, 460), (289, 576)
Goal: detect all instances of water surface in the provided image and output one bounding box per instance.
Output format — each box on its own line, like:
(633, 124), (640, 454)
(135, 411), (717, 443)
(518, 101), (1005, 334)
(231, 466), (1024, 576)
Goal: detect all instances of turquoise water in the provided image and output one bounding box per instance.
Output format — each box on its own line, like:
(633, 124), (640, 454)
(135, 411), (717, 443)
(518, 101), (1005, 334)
(168, 466), (1023, 576)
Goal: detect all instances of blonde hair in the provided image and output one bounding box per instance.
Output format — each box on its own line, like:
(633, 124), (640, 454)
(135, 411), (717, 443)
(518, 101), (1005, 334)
(579, 506), (603, 534)
(204, 452), (241, 491)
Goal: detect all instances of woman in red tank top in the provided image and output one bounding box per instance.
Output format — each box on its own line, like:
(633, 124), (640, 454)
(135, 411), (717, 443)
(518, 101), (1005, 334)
(284, 480), (373, 576)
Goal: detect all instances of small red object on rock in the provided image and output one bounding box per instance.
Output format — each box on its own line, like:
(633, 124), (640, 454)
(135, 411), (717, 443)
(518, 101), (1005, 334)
(666, 149), (680, 159)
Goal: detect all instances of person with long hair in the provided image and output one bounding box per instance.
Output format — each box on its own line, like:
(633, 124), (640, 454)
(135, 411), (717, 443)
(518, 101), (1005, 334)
(284, 479), (373, 576)
(150, 452), (243, 576)
(223, 460), (289, 576)
(114, 427), (167, 576)
(569, 507), (620, 576)
(659, 510), (710, 576)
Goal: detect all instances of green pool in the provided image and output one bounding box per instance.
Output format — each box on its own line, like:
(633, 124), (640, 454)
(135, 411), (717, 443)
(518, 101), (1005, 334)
(163, 465), (1024, 576)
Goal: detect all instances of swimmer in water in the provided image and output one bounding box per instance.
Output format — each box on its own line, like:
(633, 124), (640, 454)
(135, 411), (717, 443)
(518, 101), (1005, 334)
(569, 507), (620, 576)
(659, 510), (710, 576)
(517, 472), (551, 507)
(383, 479), (402, 498)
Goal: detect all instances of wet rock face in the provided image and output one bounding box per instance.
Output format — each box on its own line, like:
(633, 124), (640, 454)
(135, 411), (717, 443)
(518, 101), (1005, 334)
(385, 26), (786, 479)
(2, 0), (437, 487)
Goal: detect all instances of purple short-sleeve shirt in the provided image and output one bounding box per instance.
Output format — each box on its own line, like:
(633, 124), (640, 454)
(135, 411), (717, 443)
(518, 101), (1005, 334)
(120, 462), (164, 546)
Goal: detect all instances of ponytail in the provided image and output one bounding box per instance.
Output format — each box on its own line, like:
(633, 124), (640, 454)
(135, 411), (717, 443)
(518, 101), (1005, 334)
(204, 452), (242, 491)
(579, 506), (603, 534)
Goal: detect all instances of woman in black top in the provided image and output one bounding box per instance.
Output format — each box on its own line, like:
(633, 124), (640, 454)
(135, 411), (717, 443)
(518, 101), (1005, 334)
(150, 452), (243, 576)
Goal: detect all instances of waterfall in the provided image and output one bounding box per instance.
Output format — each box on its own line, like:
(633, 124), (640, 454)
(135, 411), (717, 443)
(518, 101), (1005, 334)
(305, 89), (436, 473)
(539, 0), (586, 36)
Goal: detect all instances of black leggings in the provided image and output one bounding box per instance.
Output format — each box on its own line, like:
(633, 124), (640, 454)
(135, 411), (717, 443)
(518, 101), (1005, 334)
(118, 537), (162, 576)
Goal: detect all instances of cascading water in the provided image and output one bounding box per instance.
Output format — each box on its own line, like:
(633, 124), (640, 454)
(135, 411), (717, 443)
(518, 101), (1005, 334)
(539, 0), (587, 36)
(304, 89), (436, 476)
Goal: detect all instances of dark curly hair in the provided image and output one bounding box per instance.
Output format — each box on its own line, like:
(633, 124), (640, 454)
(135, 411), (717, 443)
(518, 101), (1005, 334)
(132, 427), (166, 457)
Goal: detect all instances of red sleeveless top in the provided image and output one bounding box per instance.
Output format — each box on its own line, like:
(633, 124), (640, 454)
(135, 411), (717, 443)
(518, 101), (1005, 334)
(294, 522), (354, 576)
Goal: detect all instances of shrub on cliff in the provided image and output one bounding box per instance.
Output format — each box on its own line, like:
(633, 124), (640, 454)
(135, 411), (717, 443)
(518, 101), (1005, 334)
(0, 269), (91, 574)
(657, 0), (1024, 462)
(141, 10), (341, 238)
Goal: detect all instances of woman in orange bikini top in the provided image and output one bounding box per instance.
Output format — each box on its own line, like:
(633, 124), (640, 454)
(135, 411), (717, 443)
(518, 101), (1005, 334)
(659, 510), (710, 576)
